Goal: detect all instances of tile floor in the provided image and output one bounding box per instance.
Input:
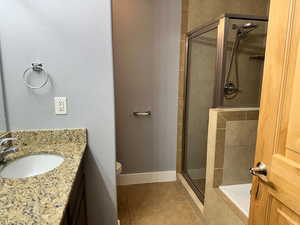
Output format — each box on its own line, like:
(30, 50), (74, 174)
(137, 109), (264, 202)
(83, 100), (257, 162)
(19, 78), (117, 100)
(117, 181), (206, 225)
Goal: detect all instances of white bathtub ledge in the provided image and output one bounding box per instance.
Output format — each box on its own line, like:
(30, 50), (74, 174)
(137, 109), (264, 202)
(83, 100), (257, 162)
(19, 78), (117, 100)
(216, 183), (252, 225)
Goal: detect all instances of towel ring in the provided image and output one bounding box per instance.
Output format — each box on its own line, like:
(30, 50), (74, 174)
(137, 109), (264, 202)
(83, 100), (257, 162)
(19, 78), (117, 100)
(23, 63), (49, 89)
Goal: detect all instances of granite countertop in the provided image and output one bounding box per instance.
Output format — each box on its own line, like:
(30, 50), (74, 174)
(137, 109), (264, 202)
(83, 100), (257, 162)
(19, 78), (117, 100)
(0, 129), (87, 225)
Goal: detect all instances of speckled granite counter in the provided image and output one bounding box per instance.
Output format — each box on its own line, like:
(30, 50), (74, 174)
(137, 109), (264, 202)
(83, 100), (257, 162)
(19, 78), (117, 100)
(0, 129), (87, 225)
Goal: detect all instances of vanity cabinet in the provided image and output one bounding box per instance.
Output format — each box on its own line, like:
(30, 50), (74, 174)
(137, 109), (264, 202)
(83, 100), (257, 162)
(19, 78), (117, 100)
(61, 161), (87, 225)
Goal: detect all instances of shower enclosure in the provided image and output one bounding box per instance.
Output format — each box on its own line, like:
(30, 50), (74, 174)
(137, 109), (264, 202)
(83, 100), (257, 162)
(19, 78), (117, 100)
(182, 14), (268, 202)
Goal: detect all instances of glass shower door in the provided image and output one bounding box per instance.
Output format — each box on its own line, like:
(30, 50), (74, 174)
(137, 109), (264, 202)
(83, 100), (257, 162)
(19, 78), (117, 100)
(183, 27), (218, 202)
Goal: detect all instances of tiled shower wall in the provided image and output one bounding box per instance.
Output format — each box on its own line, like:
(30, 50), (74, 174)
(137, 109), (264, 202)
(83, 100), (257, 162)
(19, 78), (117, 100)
(176, 0), (189, 172)
(213, 110), (259, 186)
(204, 108), (259, 225)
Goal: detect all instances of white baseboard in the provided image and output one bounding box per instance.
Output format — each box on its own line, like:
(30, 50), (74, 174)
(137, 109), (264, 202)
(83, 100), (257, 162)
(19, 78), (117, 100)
(117, 170), (176, 186)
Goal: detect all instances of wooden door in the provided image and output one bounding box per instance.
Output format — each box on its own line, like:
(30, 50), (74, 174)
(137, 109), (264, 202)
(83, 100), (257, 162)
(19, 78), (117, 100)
(249, 0), (300, 225)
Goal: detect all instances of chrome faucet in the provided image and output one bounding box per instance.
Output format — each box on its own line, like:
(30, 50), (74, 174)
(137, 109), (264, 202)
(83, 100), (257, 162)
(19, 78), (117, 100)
(0, 138), (18, 163)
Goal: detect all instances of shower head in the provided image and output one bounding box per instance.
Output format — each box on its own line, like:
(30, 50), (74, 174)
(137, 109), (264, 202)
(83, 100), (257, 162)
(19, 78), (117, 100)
(232, 22), (258, 31)
(232, 22), (258, 39)
(242, 22), (258, 29)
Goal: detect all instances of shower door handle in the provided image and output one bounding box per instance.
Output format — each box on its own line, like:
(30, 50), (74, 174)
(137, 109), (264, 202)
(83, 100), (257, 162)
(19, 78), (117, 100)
(133, 111), (152, 117)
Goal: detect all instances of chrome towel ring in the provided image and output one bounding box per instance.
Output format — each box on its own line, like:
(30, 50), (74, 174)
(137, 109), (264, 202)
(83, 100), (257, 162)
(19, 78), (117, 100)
(23, 63), (49, 89)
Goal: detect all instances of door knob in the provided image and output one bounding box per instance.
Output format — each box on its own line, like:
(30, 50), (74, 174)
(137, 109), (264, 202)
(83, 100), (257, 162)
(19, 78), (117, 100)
(250, 162), (268, 182)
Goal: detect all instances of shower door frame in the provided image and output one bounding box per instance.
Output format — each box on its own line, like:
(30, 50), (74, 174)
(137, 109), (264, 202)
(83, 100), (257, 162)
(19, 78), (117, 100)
(182, 14), (268, 203)
(182, 19), (224, 202)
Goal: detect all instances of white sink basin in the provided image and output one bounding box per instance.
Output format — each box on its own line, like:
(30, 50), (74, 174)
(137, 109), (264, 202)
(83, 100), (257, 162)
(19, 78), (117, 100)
(0, 153), (64, 179)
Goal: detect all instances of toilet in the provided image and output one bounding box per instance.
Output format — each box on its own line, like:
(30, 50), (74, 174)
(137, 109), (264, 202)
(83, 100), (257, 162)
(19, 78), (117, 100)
(116, 162), (122, 175)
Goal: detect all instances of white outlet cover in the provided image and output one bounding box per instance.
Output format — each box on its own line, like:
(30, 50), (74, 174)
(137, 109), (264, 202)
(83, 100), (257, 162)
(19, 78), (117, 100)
(54, 97), (67, 115)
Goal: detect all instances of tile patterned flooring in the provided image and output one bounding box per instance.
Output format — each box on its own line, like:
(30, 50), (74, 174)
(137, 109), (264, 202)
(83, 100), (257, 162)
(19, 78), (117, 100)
(117, 181), (206, 225)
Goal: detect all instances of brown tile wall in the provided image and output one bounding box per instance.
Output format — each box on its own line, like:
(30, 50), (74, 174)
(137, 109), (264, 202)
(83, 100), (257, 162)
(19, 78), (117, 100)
(203, 108), (258, 225)
(188, 0), (270, 31)
(213, 110), (258, 186)
(176, 0), (189, 173)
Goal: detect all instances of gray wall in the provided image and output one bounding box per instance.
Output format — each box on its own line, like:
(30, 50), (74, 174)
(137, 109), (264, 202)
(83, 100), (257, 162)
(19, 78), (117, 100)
(0, 1), (117, 225)
(113, 0), (181, 173)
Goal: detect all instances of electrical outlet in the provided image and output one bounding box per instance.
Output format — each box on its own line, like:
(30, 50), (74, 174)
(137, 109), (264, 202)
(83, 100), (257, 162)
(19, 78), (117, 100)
(54, 97), (67, 115)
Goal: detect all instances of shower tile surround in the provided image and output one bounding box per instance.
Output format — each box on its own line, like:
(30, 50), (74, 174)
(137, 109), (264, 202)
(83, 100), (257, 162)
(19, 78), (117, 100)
(213, 110), (258, 186)
(176, 0), (189, 172)
(0, 128), (86, 225)
(204, 108), (259, 225)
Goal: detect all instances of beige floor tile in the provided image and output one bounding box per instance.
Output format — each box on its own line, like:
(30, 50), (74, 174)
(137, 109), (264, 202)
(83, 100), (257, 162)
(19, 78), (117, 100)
(118, 181), (206, 225)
